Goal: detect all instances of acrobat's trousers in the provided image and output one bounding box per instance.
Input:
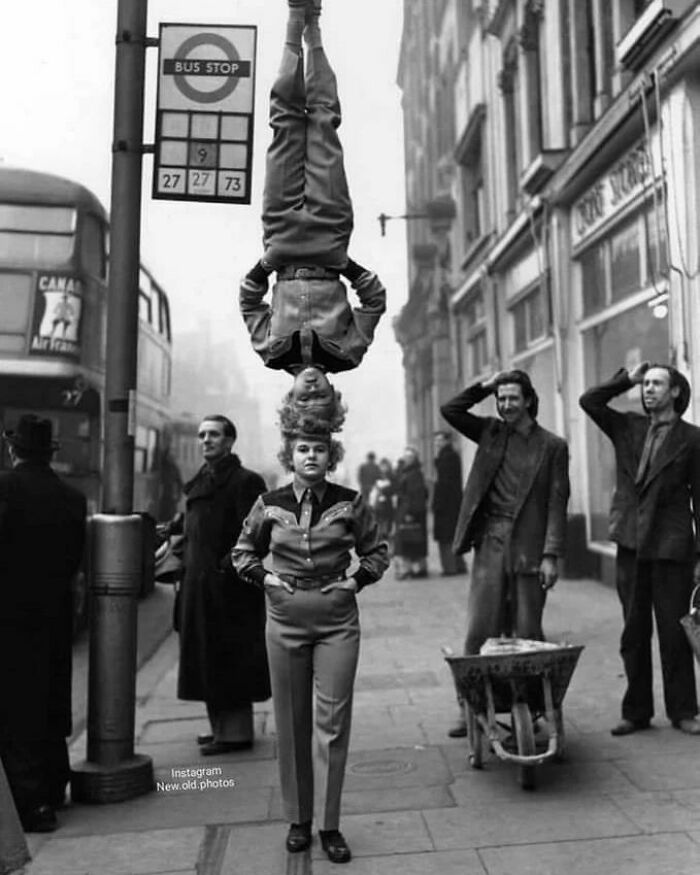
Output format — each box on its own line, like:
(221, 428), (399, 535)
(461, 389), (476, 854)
(262, 44), (353, 270)
(265, 586), (359, 830)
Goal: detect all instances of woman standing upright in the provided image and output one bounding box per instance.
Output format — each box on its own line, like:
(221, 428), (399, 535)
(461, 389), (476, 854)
(394, 447), (429, 579)
(233, 419), (389, 863)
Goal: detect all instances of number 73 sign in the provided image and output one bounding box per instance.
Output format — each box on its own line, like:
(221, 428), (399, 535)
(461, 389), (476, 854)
(153, 23), (257, 204)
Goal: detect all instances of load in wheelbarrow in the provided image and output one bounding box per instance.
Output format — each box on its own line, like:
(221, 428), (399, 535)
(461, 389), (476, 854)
(444, 638), (584, 790)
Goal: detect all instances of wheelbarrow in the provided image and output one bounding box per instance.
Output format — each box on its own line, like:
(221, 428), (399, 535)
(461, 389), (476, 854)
(444, 638), (584, 790)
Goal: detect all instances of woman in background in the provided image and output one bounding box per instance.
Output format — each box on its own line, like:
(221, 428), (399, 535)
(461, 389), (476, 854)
(370, 457), (396, 546)
(393, 447), (429, 579)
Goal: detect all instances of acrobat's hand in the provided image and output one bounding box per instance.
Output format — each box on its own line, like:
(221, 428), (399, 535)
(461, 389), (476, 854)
(341, 258), (366, 284)
(246, 260), (274, 288)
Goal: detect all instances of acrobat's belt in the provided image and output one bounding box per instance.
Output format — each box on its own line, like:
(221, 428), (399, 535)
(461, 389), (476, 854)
(276, 265), (341, 281)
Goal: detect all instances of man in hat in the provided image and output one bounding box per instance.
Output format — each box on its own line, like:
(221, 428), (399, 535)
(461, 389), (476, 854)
(0, 415), (86, 831)
(239, 0), (386, 377)
(441, 370), (570, 736)
(580, 362), (700, 736)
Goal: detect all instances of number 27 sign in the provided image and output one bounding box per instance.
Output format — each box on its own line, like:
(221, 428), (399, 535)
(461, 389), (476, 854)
(153, 23), (257, 204)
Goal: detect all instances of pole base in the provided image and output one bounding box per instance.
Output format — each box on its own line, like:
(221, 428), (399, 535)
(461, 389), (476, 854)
(70, 754), (154, 803)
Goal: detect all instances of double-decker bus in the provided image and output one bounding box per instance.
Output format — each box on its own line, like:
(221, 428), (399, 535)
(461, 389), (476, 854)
(0, 166), (176, 522)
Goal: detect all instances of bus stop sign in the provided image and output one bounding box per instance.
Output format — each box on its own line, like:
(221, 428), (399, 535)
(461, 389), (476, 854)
(153, 23), (257, 204)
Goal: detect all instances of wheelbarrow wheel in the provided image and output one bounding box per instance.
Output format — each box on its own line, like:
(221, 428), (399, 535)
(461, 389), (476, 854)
(512, 702), (536, 790)
(467, 705), (483, 769)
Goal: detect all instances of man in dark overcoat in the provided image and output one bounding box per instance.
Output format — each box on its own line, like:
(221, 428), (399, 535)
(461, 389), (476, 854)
(431, 431), (467, 576)
(174, 414), (270, 755)
(441, 370), (569, 736)
(580, 362), (700, 736)
(0, 415), (86, 832)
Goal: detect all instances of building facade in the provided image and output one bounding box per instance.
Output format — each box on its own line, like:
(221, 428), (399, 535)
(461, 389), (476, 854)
(395, 0), (700, 579)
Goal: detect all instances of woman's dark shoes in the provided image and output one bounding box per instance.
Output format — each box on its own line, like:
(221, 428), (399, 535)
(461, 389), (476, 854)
(610, 718), (651, 736)
(200, 740), (253, 755)
(197, 733), (214, 746)
(286, 821), (312, 853)
(21, 804), (57, 833)
(319, 829), (352, 864)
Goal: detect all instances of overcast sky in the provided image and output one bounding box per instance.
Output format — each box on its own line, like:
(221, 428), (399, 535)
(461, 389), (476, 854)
(0, 0), (409, 478)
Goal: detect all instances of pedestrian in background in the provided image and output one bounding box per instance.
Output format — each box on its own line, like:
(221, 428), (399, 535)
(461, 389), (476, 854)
(357, 450), (381, 503)
(394, 446), (429, 579)
(233, 417), (389, 863)
(168, 415), (270, 755)
(0, 415), (86, 832)
(441, 370), (569, 737)
(580, 362), (700, 736)
(432, 431), (467, 576)
(370, 457), (396, 545)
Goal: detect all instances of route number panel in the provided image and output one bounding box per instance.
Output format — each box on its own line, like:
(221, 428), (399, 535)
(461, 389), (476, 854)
(153, 23), (257, 204)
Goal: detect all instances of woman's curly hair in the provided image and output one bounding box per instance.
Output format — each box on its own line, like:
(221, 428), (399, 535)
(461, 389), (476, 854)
(278, 386), (347, 434)
(277, 415), (345, 473)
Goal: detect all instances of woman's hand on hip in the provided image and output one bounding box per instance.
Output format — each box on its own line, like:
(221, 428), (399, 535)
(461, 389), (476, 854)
(321, 578), (358, 594)
(264, 573), (294, 593)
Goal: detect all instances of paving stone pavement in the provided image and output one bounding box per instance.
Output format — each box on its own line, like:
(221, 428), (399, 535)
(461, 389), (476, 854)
(19, 560), (700, 875)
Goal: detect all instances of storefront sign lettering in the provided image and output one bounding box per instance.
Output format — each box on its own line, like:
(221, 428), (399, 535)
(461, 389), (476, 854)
(572, 138), (658, 248)
(608, 145), (650, 206)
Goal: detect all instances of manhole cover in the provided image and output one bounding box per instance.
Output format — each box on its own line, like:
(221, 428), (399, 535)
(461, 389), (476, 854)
(349, 758), (417, 776)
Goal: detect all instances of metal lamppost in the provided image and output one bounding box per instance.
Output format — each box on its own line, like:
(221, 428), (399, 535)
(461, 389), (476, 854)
(71, 0), (154, 803)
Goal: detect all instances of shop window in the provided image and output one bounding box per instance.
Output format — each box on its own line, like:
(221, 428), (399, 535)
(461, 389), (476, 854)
(610, 219), (641, 302)
(511, 285), (547, 354)
(579, 205), (664, 318)
(645, 207), (669, 282)
(581, 243), (607, 316)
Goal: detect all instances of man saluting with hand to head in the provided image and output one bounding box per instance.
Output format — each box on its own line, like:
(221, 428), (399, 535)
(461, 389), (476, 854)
(581, 361), (700, 736)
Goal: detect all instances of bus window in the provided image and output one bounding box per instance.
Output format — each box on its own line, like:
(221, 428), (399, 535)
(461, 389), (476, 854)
(0, 272), (32, 353)
(0, 205), (75, 233)
(81, 214), (107, 280)
(159, 294), (171, 342)
(0, 205), (75, 268)
(138, 291), (152, 325)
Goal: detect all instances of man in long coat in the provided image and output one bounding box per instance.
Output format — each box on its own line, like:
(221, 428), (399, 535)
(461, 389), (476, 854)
(432, 431), (467, 576)
(441, 370), (569, 736)
(580, 363), (700, 736)
(174, 415), (270, 755)
(0, 415), (86, 832)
